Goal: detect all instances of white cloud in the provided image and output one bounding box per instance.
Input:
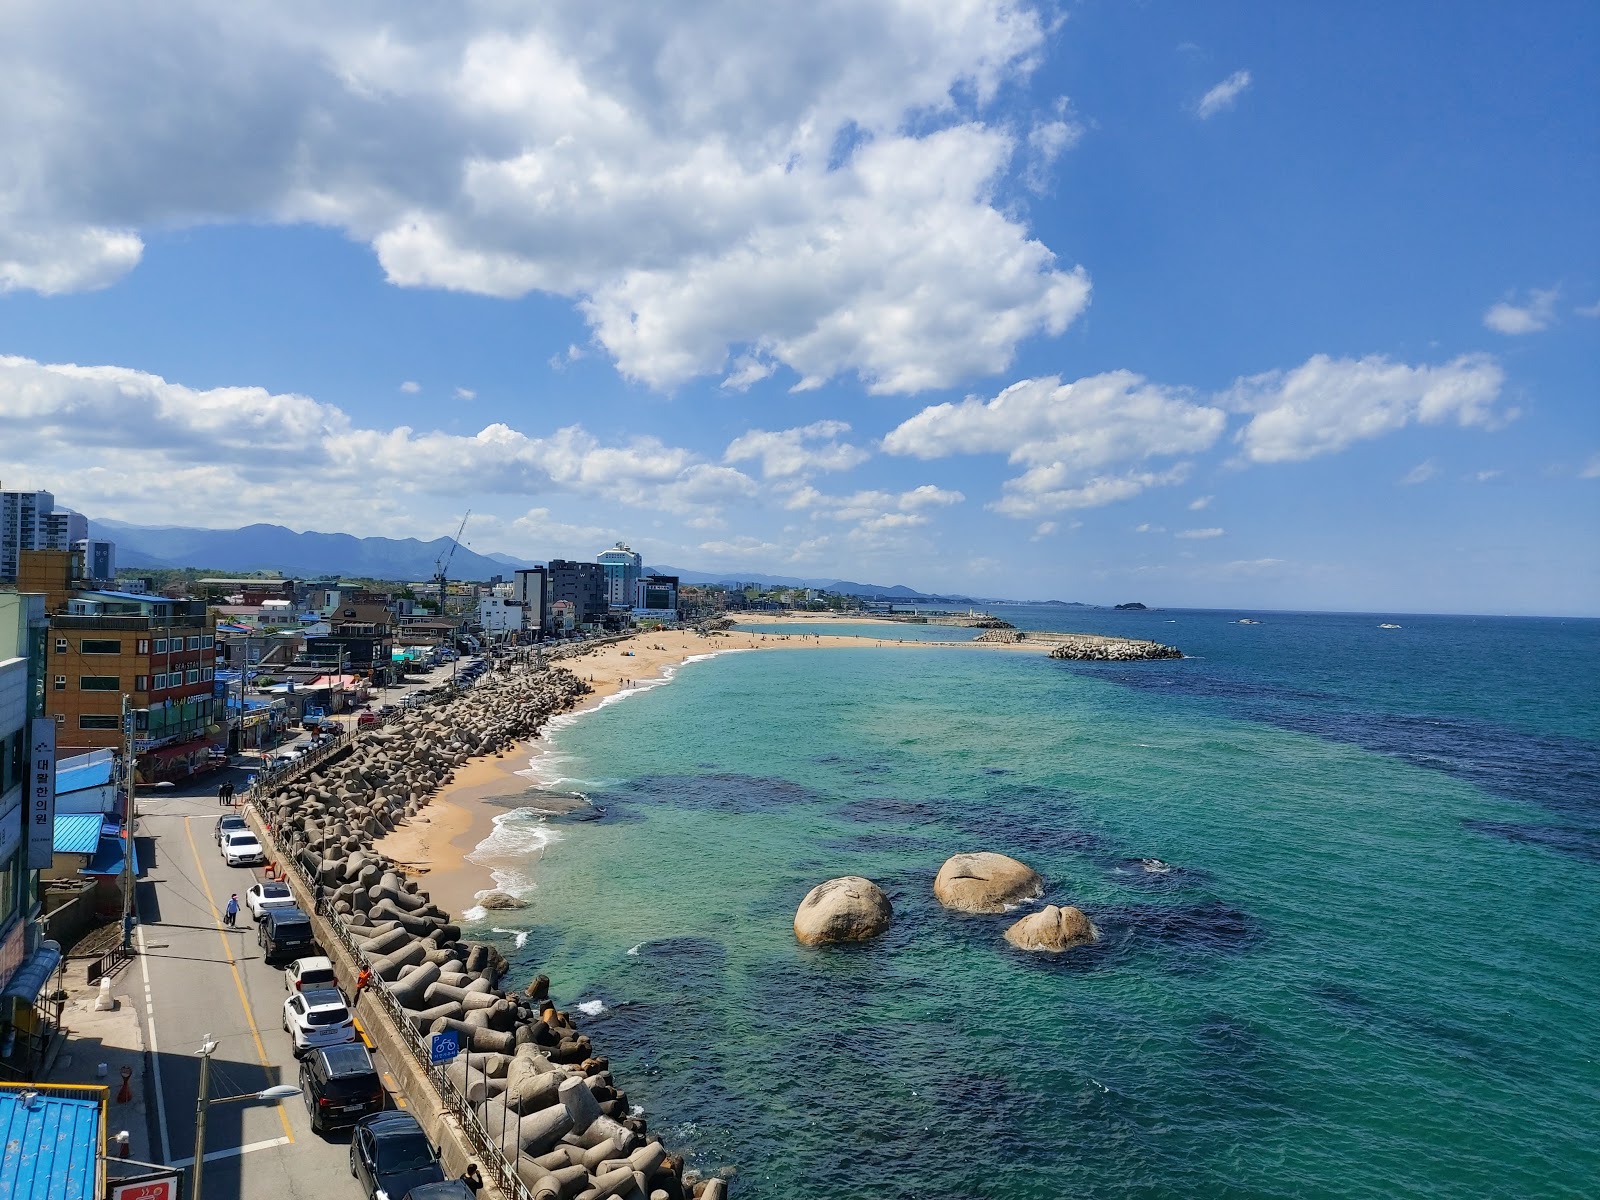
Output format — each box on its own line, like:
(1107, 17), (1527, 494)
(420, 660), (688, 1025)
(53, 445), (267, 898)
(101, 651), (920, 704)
(1187, 494), (1213, 510)
(1031, 521), (1057, 539)
(1176, 527), (1224, 539)
(1483, 287), (1559, 335)
(1582, 453), (1600, 479)
(1134, 523), (1165, 534)
(1576, 300), (1600, 319)
(884, 370), (1223, 515)
(724, 420), (870, 479)
(1196, 70), (1252, 119)
(1230, 353), (1507, 464)
(1399, 459), (1438, 485)
(453, 387), (476, 401)
(0, 2), (1086, 394)
(0, 353), (756, 526)
(548, 344), (587, 371)
(1022, 97), (1084, 192)
(400, 380), (421, 394)
(1472, 469), (1503, 483)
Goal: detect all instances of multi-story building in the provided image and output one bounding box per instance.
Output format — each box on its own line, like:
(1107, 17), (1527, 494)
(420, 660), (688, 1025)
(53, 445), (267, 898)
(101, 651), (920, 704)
(0, 489), (87, 583)
(547, 560), (608, 630)
(597, 542), (642, 611)
(477, 596), (525, 638)
(634, 574), (680, 617)
(44, 589), (219, 783)
(0, 590), (52, 1077)
(305, 601), (394, 686)
(512, 567), (547, 635)
(71, 538), (116, 583)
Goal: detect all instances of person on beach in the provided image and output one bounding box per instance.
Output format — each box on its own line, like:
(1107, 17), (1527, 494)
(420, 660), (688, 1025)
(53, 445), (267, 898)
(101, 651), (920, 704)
(223, 894), (239, 927)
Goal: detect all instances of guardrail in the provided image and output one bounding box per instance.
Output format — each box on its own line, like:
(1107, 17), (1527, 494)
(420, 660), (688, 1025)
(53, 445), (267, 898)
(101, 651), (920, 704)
(85, 944), (132, 986)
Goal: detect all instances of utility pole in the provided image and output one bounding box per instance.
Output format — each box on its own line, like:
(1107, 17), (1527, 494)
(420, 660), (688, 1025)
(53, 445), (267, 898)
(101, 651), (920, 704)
(121, 694), (136, 950)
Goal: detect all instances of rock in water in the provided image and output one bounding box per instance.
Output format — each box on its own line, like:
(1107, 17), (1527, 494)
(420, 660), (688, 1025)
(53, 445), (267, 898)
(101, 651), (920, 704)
(794, 876), (893, 945)
(478, 890), (526, 910)
(933, 852), (1044, 913)
(1003, 904), (1096, 951)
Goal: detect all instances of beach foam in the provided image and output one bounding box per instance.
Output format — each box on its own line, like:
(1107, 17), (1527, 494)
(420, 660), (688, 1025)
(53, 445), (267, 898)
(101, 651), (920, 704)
(467, 809), (560, 900)
(576, 999), (606, 1017)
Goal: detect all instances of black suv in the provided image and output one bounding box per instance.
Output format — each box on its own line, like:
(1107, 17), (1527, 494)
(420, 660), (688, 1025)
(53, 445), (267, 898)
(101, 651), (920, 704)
(258, 907), (318, 963)
(349, 1111), (445, 1200)
(300, 1042), (385, 1134)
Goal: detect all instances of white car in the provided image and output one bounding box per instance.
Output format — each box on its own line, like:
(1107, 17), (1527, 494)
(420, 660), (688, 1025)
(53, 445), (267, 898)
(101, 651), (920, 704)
(221, 830), (265, 866)
(246, 881), (297, 922)
(282, 988), (357, 1057)
(283, 956), (339, 994)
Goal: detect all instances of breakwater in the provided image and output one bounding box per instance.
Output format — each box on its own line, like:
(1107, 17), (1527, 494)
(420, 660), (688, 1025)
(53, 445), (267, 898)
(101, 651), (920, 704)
(973, 628), (1183, 659)
(255, 650), (723, 1200)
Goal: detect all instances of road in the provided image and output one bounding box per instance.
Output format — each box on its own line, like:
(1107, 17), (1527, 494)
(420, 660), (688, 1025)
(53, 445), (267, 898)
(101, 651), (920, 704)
(126, 657), (475, 1196)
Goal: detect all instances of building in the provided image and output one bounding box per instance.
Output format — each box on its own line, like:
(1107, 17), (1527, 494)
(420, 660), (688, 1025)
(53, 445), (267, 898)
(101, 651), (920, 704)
(597, 542), (642, 610)
(305, 602), (394, 686)
(634, 574), (680, 617)
(0, 591), (55, 1078)
(546, 560), (608, 630)
(0, 489), (86, 583)
(478, 596), (525, 638)
(512, 567), (548, 635)
(69, 539), (115, 584)
(44, 590), (219, 783)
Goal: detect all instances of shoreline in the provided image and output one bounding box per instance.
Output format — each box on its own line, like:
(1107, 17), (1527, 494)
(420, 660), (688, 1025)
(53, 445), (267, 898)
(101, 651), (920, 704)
(388, 622), (1044, 917)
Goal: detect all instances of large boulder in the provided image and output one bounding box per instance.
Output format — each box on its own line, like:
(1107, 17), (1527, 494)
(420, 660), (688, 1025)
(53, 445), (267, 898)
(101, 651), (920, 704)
(1003, 904), (1096, 952)
(933, 852), (1043, 913)
(793, 877), (893, 946)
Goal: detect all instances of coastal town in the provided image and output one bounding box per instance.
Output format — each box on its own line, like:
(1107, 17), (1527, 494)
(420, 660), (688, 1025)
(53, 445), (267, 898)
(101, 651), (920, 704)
(0, 484), (1184, 1200)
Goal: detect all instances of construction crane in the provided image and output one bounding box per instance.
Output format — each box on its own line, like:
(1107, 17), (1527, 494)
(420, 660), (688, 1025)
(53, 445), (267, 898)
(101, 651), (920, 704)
(432, 510), (471, 613)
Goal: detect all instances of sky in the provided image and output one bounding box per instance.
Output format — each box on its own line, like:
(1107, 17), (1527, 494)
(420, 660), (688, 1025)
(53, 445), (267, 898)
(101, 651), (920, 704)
(0, 1), (1596, 615)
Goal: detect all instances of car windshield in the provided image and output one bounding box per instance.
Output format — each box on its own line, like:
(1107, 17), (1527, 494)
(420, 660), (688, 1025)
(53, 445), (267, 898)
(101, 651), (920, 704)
(376, 1130), (436, 1172)
(228, 835), (260, 848)
(306, 1007), (348, 1026)
(321, 1044), (373, 1076)
(260, 883), (291, 898)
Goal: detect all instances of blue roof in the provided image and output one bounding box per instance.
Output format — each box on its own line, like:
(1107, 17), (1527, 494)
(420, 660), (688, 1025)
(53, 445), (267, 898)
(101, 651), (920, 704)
(52, 815), (102, 856)
(82, 834), (138, 879)
(77, 589), (170, 604)
(55, 759), (114, 795)
(0, 1085), (102, 1199)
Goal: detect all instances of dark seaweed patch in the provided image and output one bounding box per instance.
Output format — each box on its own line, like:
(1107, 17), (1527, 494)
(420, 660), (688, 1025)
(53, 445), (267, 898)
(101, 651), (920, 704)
(1460, 819), (1600, 863)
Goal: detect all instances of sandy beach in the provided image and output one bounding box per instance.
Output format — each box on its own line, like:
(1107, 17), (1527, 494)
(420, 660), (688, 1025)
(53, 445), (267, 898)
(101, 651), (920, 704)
(375, 620), (1035, 919)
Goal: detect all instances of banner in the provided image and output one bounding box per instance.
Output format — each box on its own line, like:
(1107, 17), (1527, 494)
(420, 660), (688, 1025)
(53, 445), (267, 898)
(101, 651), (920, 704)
(110, 1173), (181, 1200)
(27, 718), (56, 870)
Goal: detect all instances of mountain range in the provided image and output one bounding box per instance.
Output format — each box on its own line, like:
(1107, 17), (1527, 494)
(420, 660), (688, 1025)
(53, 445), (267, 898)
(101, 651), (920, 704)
(90, 519), (968, 600)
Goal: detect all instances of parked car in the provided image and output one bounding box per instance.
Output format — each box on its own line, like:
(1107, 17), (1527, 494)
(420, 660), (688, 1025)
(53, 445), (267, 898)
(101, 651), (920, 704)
(357, 712), (380, 728)
(214, 814), (248, 845)
(349, 1112), (446, 1200)
(246, 881), (297, 922)
(300, 1042), (384, 1134)
(221, 830), (265, 867)
(284, 955), (339, 994)
(283, 986), (358, 1057)
(258, 907), (318, 963)
(401, 1183), (476, 1200)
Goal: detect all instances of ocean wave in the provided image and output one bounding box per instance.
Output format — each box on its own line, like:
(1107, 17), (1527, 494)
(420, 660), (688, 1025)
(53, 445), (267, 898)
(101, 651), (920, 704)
(489, 926), (530, 950)
(576, 998), (606, 1016)
(466, 809), (560, 900)
(626, 942), (645, 956)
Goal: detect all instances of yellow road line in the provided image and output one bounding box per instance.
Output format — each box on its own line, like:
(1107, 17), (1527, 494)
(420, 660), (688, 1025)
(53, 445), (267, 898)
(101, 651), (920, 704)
(182, 818), (295, 1144)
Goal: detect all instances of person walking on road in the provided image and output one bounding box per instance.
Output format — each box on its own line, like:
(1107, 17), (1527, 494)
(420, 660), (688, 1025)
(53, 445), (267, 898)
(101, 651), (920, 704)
(223, 894), (239, 927)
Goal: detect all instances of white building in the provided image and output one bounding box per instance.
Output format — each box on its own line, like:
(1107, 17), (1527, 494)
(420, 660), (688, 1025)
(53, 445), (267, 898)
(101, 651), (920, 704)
(477, 595), (527, 637)
(597, 542), (642, 610)
(0, 489), (87, 582)
(72, 539), (117, 582)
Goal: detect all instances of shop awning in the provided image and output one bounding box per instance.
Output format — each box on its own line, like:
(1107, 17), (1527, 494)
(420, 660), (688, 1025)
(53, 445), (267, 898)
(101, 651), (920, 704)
(82, 834), (138, 880)
(1, 942), (62, 1003)
(0, 1081), (101, 1198)
(52, 815), (102, 857)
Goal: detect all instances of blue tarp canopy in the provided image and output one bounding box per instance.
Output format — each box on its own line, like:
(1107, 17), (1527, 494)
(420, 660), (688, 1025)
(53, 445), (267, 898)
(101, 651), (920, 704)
(81, 834), (138, 879)
(55, 758), (114, 796)
(0, 1082), (101, 1198)
(0, 942), (63, 1003)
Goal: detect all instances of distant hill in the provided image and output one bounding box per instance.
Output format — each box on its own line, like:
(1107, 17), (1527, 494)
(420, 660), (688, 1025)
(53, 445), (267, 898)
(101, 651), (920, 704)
(91, 518), (531, 582)
(649, 565), (969, 602)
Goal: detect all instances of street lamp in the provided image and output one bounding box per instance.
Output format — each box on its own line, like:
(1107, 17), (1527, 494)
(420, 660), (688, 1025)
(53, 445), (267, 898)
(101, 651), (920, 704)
(192, 1036), (300, 1200)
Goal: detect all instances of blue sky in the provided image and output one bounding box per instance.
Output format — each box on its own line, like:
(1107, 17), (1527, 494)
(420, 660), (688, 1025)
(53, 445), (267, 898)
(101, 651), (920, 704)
(1, 1), (1595, 614)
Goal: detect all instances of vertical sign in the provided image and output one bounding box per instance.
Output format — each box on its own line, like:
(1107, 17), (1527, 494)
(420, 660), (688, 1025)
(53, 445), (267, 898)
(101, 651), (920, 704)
(27, 717), (56, 870)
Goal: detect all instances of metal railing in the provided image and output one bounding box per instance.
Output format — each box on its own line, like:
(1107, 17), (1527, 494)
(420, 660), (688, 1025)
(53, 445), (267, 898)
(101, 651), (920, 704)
(86, 945), (132, 985)
(244, 780), (535, 1200)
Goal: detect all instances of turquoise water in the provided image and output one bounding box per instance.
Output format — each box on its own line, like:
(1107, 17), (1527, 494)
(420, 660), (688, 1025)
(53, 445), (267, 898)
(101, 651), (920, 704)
(473, 612), (1600, 1198)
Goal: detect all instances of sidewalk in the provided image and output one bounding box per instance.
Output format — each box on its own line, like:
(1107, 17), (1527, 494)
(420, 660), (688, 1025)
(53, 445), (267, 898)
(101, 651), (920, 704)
(45, 953), (157, 1165)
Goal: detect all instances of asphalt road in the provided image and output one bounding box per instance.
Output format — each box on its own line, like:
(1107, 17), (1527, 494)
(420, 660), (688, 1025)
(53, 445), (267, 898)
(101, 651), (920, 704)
(126, 660), (477, 1196)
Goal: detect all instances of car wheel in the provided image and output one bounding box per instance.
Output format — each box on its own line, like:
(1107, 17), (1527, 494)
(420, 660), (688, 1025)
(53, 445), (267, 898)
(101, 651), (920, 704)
(349, 1145), (357, 1177)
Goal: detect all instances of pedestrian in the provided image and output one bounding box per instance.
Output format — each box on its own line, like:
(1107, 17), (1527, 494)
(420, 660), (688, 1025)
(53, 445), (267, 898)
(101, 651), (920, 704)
(223, 894), (239, 927)
(354, 964), (372, 1007)
(462, 1164), (484, 1193)
(313, 880), (326, 915)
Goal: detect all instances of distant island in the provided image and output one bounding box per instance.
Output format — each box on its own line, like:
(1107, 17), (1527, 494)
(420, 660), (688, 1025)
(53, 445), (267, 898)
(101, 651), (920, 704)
(1114, 601), (1148, 611)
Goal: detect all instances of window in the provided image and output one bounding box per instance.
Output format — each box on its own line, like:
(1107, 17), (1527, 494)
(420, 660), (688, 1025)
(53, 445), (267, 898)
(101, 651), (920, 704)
(81, 639), (122, 654)
(202, 667), (214, 681)
(153, 639), (167, 653)
(54, 637), (67, 654)
(202, 635), (214, 648)
(187, 669), (200, 684)
(80, 715), (119, 730)
(54, 675), (66, 690)
(135, 675), (149, 691)
(137, 639), (150, 654)
(187, 636), (201, 650)
(79, 676), (120, 691)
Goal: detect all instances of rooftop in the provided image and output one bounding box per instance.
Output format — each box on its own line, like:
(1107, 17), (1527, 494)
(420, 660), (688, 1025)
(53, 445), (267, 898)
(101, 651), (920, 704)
(0, 1086), (103, 1200)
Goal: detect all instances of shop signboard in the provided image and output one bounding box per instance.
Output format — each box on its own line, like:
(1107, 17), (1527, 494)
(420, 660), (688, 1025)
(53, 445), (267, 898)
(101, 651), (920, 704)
(27, 718), (56, 870)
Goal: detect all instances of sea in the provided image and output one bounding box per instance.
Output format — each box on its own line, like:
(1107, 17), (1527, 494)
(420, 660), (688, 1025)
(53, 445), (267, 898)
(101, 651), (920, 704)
(464, 607), (1600, 1199)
